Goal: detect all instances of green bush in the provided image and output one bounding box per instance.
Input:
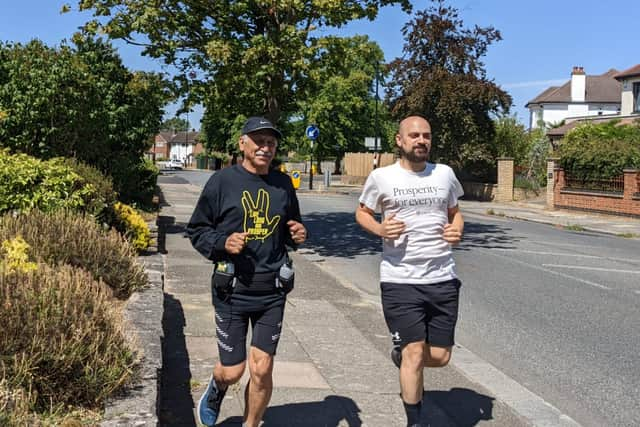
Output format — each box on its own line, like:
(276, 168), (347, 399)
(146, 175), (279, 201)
(110, 156), (158, 208)
(0, 264), (136, 415)
(0, 149), (97, 215)
(0, 210), (146, 298)
(61, 157), (118, 223)
(559, 120), (640, 179)
(514, 175), (541, 191)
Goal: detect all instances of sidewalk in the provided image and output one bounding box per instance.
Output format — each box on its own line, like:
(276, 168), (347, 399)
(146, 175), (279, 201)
(156, 180), (530, 427)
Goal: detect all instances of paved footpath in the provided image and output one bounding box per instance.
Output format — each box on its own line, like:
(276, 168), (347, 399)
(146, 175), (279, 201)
(157, 178), (588, 427)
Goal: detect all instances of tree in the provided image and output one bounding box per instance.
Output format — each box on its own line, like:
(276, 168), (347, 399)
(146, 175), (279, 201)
(74, 0), (411, 128)
(161, 117), (190, 132)
(386, 0), (511, 179)
(492, 115), (530, 166)
(559, 120), (640, 180)
(297, 36), (395, 170)
(0, 37), (168, 203)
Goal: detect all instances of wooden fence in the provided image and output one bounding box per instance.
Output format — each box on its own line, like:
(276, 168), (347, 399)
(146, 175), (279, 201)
(343, 152), (396, 178)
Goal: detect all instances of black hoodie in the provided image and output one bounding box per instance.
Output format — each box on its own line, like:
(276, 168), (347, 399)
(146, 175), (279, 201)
(187, 164), (302, 288)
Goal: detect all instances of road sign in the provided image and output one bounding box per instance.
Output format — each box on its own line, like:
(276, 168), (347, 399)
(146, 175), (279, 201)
(305, 124), (319, 140)
(364, 137), (381, 151)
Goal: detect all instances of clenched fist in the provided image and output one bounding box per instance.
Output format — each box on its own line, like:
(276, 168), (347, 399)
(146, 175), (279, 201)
(225, 232), (248, 254)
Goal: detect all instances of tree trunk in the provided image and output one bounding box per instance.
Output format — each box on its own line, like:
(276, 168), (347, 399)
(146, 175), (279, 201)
(334, 155), (342, 174)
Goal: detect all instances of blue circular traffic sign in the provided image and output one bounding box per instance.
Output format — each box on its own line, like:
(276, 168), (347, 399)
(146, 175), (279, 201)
(292, 171), (300, 179)
(305, 125), (319, 140)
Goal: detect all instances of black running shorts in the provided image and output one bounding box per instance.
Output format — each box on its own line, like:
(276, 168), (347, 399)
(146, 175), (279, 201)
(213, 291), (286, 366)
(381, 278), (461, 348)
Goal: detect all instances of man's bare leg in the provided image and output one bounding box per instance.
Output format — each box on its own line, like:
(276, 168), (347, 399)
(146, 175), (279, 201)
(243, 346), (274, 427)
(400, 341), (427, 403)
(424, 344), (452, 368)
(399, 342), (453, 426)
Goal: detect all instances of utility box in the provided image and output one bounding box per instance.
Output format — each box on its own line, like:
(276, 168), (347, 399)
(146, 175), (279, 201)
(290, 170), (301, 189)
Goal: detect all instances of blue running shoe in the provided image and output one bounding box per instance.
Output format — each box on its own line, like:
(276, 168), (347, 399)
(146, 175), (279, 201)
(197, 375), (227, 426)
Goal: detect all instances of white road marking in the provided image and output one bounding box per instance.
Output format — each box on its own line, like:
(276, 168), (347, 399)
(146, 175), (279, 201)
(486, 251), (611, 290)
(530, 240), (602, 249)
(543, 264), (640, 274)
(493, 249), (601, 259)
(495, 247), (640, 264)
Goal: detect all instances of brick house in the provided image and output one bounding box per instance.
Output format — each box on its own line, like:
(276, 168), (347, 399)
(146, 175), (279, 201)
(147, 130), (204, 166)
(148, 132), (174, 160)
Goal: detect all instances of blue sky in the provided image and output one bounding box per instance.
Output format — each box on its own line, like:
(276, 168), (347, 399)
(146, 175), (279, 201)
(1, 0), (638, 129)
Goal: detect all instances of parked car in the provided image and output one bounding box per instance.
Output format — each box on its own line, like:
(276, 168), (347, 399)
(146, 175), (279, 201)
(158, 159), (184, 170)
(169, 159), (184, 170)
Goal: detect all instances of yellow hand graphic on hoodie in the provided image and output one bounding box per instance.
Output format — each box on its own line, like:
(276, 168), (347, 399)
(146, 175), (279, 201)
(241, 189), (281, 242)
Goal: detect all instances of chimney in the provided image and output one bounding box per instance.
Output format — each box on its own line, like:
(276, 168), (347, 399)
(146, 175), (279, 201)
(571, 66), (586, 103)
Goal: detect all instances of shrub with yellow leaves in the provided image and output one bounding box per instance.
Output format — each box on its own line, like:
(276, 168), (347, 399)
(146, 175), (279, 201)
(1, 236), (37, 273)
(113, 202), (152, 251)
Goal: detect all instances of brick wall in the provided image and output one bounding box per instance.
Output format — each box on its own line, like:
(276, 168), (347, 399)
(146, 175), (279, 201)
(554, 168), (640, 217)
(495, 158), (514, 202)
(546, 158), (558, 209)
(461, 182), (496, 201)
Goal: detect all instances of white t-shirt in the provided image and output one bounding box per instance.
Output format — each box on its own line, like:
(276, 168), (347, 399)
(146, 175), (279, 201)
(359, 161), (464, 284)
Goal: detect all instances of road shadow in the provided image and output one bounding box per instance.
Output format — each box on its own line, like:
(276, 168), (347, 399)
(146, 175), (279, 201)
(425, 387), (494, 426)
(303, 213), (521, 257)
(158, 173), (191, 185)
(303, 211), (381, 258)
(454, 221), (520, 251)
(216, 395), (362, 427)
(159, 293), (195, 426)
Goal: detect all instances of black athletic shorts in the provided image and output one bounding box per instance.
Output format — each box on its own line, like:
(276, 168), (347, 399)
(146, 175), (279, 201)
(213, 291), (286, 366)
(381, 278), (461, 348)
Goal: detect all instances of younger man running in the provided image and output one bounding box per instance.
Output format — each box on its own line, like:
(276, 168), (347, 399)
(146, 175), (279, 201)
(355, 115), (464, 427)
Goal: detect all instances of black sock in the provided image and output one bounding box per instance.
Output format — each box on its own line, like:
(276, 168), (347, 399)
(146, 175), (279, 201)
(403, 400), (422, 426)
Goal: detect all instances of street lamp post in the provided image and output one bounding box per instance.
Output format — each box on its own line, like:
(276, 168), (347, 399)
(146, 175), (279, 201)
(185, 70), (196, 166)
(374, 61), (379, 152)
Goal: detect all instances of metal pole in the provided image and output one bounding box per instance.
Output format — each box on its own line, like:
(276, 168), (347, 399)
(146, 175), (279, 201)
(374, 61), (379, 152)
(309, 141), (314, 190)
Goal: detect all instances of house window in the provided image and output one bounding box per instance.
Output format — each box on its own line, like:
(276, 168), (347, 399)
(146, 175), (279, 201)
(634, 82), (640, 113)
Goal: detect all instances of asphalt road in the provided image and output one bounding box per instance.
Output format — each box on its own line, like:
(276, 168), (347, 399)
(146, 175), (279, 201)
(297, 192), (640, 427)
(169, 169), (640, 427)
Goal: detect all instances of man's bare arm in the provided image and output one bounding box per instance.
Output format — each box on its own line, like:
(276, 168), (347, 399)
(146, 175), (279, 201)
(355, 204), (405, 239)
(443, 205), (464, 245)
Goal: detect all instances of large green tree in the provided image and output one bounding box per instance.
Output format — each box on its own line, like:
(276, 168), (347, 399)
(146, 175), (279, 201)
(0, 37), (168, 203)
(492, 115), (530, 167)
(75, 0), (411, 129)
(297, 35), (394, 169)
(161, 117), (191, 132)
(386, 0), (511, 179)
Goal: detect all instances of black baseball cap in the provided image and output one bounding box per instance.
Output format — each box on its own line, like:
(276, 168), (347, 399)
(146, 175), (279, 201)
(241, 116), (282, 139)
